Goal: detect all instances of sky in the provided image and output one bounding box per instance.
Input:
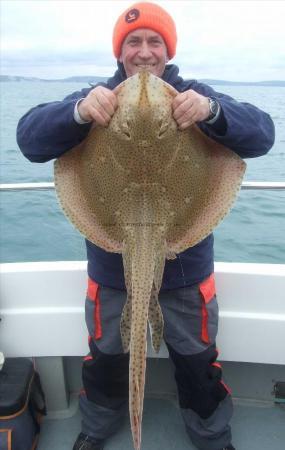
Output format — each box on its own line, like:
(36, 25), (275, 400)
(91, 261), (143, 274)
(1, 0), (285, 81)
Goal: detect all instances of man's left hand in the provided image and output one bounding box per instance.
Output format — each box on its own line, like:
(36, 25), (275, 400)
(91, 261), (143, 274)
(172, 90), (210, 130)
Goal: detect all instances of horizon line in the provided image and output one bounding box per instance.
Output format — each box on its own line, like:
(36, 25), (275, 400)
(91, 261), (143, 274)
(1, 74), (285, 84)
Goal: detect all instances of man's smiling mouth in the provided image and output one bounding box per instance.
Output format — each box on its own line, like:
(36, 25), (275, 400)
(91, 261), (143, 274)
(135, 64), (156, 69)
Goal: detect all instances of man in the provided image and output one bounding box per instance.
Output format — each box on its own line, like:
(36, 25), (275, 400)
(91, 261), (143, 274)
(17, 2), (275, 450)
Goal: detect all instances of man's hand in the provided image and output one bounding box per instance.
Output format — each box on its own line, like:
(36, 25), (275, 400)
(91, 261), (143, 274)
(172, 90), (210, 130)
(78, 86), (118, 126)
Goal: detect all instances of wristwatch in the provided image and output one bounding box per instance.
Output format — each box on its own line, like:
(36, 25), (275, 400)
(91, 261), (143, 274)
(205, 97), (221, 123)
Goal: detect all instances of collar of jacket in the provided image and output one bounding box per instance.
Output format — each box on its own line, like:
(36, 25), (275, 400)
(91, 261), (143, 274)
(105, 61), (185, 91)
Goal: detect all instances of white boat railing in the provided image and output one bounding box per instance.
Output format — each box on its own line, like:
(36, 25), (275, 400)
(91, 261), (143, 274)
(0, 182), (55, 191)
(0, 181), (285, 191)
(1, 260), (285, 363)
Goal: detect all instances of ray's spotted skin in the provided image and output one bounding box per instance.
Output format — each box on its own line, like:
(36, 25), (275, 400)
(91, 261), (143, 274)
(54, 71), (246, 450)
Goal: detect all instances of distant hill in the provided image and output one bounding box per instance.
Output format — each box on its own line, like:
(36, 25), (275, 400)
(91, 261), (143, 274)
(200, 79), (285, 87)
(0, 75), (108, 83)
(1, 74), (285, 87)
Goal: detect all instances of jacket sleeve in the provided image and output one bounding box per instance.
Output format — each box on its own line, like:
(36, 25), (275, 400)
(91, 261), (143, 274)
(16, 87), (94, 163)
(192, 82), (275, 158)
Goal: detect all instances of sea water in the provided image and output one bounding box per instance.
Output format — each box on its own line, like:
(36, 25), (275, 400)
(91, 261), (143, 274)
(0, 81), (284, 264)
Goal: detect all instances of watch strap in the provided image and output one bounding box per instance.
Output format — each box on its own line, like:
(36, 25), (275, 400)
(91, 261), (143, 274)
(205, 97), (221, 124)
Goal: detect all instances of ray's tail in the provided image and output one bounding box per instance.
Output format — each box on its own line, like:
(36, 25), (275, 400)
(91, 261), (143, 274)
(129, 246), (155, 450)
(122, 226), (164, 450)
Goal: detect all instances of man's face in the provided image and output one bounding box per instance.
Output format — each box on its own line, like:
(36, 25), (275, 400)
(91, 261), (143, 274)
(119, 28), (168, 78)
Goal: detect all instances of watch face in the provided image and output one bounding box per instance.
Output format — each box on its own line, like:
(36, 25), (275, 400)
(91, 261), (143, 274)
(210, 99), (218, 116)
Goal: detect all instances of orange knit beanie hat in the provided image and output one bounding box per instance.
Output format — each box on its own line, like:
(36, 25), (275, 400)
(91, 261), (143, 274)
(112, 2), (177, 59)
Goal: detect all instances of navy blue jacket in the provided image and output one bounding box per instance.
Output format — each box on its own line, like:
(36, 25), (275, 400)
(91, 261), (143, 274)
(17, 64), (275, 290)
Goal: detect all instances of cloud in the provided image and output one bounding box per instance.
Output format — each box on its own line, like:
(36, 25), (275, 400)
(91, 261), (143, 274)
(1, 0), (285, 81)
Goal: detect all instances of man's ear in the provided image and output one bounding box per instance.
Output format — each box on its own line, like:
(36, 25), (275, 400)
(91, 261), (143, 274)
(119, 55), (123, 63)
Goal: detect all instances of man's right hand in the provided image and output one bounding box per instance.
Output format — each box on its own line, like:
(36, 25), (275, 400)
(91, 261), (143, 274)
(78, 86), (118, 126)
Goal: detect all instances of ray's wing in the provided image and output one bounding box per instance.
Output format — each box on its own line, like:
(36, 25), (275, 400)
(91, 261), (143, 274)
(54, 127), (125, 252)
(163, 126), (246, 253)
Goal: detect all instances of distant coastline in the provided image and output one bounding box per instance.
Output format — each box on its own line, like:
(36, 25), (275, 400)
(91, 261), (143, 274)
(0, 75), (107, 84)
(1, 74), (285, 87)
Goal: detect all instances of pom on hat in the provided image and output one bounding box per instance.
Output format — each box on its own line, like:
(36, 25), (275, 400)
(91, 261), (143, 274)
(112, 2), (177, 59)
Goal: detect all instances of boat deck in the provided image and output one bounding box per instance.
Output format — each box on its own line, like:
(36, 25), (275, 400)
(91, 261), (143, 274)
(1, 261), (285, 449)
(37, 395), (285, 450)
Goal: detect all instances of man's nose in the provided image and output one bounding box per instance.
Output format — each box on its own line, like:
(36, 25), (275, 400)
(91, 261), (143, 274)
(138, 42), (152, 58)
